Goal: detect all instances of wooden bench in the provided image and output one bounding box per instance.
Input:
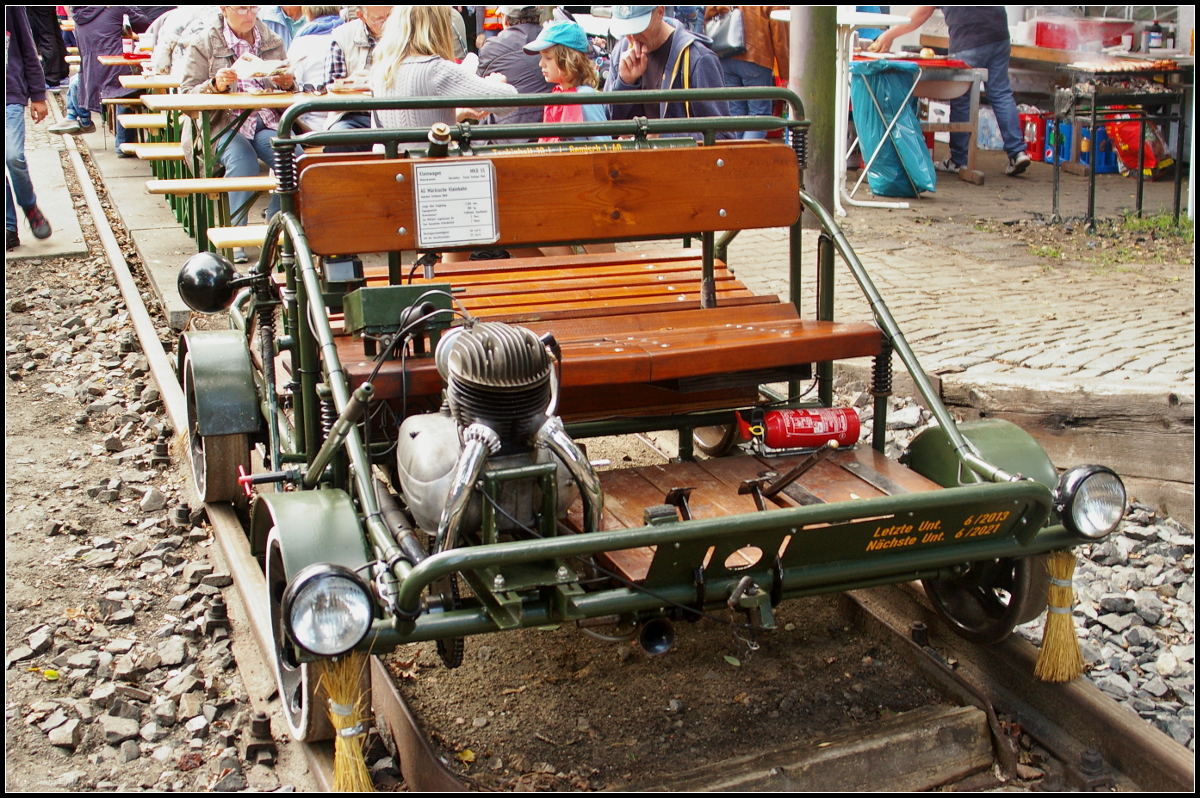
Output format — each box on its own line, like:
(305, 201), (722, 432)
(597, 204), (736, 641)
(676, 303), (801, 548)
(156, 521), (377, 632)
(208, 225), (271, 250)
(147, 176), (277, 198)
(118, 112), (168, 130)
(122, 142), (185, 161)
(293, 142), (883, 421)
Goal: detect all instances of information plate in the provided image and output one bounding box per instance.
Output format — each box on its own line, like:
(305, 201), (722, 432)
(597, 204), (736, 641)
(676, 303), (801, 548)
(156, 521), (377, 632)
(412, 160), (498, 249)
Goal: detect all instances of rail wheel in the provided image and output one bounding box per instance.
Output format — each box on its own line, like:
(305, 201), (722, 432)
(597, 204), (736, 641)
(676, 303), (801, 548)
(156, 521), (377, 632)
(693, 423), (739, 457)
(922, 554), (1050, 645)
(183, 354), (249, 504)
(266, 529), (334, 742)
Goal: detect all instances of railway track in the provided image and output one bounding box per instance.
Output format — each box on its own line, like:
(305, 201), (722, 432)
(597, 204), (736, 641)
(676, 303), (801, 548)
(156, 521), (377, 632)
(63, 119), (1193, 793)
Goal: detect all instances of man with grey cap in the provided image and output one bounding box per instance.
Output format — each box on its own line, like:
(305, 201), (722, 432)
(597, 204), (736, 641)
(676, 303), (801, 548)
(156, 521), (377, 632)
(606, 5), (730, 137)
(477, 6), (553, 137)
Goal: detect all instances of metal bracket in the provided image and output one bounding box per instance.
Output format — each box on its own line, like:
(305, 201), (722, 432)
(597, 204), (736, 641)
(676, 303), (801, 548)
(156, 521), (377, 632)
(664, 486), (696, 521)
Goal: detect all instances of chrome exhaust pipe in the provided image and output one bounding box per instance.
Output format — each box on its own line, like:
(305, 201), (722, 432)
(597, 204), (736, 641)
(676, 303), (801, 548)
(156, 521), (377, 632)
(638, 616), (675, 656)
(536, 415), (603, 534)
(434, 423), (500, 554)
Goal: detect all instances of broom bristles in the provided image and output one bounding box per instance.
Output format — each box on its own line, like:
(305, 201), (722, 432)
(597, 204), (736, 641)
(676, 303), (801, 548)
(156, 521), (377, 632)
(1034, 549), (1085, 682)
(319, 652), (373, 792)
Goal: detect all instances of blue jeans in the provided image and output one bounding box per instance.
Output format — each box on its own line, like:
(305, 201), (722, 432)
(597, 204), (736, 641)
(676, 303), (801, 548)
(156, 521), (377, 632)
(325, 112), (372, 153)
(949, 39), (1025, 164)
(219, 117), (281, 225)
(66, 75), (92, 126)
(6, 104), (38, 232)
(721, 58), (776, 140)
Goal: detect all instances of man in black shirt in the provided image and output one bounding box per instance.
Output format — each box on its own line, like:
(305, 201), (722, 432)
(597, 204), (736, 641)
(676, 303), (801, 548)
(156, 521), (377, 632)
(871, 6), (1031, 177)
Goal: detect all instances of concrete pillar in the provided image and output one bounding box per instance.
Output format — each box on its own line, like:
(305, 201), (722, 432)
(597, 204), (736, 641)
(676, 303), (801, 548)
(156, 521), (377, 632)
(788, 6), (837, 227)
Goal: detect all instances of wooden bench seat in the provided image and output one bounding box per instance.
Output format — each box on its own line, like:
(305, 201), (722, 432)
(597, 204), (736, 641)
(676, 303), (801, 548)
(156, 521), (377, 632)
(147, 177), (276, 196)
(340, 282), (882, 419)
(117, 112), (168, 129)
(124, 142), (185, 160)
(208, 225), (270, 249)
(297, 142), (881, 421)
(102, 97), (143, 108)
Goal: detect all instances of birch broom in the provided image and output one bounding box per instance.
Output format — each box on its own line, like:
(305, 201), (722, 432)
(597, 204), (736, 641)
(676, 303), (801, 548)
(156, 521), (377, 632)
(1034, 549), (1084, 682)
(319, 652), (373, 791)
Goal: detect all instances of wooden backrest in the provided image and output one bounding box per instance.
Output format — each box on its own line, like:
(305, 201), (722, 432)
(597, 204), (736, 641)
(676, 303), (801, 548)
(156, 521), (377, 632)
(296, 142), (800, 256)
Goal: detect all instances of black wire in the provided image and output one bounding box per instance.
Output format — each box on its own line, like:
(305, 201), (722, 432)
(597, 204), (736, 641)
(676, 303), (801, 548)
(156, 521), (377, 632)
(479, 490), (772, 634)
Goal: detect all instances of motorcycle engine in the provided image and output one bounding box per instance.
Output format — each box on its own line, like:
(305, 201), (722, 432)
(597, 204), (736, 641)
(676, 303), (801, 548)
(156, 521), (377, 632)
(395, 322), (583, 540)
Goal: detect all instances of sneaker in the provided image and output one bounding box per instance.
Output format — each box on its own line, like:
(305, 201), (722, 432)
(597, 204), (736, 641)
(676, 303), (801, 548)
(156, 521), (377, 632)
(77, 121), (97, 134)
(933, 156), (961, 174)
(6, 229), (19, 252)
(26, 206), (52, 240)
(47, 118), (82, 134)
(1006, 151), (1032, 176)
(232, 248), (249, 264)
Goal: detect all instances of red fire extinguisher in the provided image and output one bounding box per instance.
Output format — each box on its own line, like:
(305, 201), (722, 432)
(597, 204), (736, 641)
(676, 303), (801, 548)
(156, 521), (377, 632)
(738, 408), (860, 450)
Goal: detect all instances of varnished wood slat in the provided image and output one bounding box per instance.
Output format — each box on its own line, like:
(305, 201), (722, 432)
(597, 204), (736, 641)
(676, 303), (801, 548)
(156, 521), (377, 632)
(340, 319), (880, 401)
(482, 294), (781, 327)
(147, 177), (277, 195)
(555, 383), (759, 422)
(516, 302), (802, 339)
(839, 447), (943, 494)
(394, 261), (735, 290)
(420, 266), (740, 299)
(456, 281), (753, 314)
(393, 248), (710, 278)
(298, 143), (801, 255)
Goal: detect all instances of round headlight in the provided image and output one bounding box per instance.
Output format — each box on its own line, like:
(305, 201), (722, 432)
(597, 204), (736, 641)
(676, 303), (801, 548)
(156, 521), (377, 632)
(282, 565), (374, 656)
(1055, 465), (1126, 540)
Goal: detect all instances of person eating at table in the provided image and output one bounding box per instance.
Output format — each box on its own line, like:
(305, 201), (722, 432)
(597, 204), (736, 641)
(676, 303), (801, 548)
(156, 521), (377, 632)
(322, 5), (393, 151)
(180, 5), (296, 263)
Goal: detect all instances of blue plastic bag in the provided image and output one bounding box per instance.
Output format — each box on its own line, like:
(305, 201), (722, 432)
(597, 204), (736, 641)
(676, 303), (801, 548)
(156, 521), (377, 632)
(849, 60), (936, 198)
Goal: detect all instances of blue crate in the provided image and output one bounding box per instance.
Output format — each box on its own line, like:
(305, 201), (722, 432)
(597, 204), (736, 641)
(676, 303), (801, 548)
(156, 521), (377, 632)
(1079, 125), (1119, 174)
(1043, 119), (1072, 164)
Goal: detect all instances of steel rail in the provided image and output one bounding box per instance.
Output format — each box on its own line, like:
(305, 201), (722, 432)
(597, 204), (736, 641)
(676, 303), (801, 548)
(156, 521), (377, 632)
(845, 583), (1194, 792)
(52, 102), (342, 793)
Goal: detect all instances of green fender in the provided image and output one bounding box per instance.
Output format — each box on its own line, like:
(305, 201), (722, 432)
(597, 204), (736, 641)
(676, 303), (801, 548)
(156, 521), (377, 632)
(250, 489), (371, 576)
(902, 418), (1059, 490)
(179, 330), (260, 437)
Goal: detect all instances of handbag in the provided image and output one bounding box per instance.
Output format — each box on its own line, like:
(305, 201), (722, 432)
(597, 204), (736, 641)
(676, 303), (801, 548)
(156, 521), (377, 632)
(705, 7), (746, 59)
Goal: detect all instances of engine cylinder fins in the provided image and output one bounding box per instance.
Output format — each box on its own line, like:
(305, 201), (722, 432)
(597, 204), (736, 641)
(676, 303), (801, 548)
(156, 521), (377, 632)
(448, 379), (551, 444)
(443, 322), (552, 389)
(440, 323), (554, 445)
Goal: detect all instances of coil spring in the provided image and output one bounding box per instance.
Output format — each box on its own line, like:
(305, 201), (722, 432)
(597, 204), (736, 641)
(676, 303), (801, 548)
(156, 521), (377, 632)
(274, 145), (297, 193)
(789, 125), (808, 170)
(871, 337), (893, 397)
(317, 384), (336, 439)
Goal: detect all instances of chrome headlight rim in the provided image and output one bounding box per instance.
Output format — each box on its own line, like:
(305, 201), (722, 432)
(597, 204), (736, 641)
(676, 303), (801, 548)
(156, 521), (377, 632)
(1055, 464), (1126, 540)
(281, 563), (374, 657)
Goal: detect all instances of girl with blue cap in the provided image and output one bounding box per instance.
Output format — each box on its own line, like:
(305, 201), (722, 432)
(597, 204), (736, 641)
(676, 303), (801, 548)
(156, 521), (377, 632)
(523, 20), (608, 143)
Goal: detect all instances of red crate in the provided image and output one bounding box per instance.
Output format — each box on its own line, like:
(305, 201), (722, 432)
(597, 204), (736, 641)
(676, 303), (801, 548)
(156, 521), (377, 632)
(1020, 112), (1050, 161)
(1034, 16), (1134, 50)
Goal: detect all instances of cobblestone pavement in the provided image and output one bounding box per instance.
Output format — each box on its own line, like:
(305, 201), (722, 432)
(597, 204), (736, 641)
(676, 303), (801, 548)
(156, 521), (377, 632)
(724, 211), (1194, 396)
